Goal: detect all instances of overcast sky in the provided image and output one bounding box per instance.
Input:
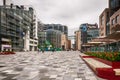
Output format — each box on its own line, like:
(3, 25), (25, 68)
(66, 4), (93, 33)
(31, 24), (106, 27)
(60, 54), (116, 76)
(0, 0), (108, 35)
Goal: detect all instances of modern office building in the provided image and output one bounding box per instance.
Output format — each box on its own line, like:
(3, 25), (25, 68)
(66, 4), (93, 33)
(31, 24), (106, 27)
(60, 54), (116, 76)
(67, 39), (71, 50)
(99, 0), (120, 37)
(99, 8), (110, 37)
(0, 3), (38, 51)
(28, 10), (38, 51)
(44, 24), (68, 36)
(77, 0), (120, 52)
(109, 0), (120, 16)
(85, 0), (120, 52)
(96, 0), (120, 52)
(79, 23), (99, 43)
(38, 31), (47, 46)
(37, 29), (68, 50)
(79, 23), (99, 51)
(37, 21), (46, 46)
(37, 21), (44, 31)
(37, 23), (68, 50)
(68, 35), (75, 50)
(45, 29), (62, 49)
(108, 8), (120, 51)
(61, 34), (68, 50)
(87, 25), (99, 42)
(74, 30), (81, 50)
(110, 9), (120, 34)
(79, 24), (87, 44)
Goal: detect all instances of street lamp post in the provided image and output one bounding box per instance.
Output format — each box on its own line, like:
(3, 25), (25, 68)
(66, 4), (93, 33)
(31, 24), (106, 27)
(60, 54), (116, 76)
(0, 17), (1, 51)
(0, 32), (1, 52)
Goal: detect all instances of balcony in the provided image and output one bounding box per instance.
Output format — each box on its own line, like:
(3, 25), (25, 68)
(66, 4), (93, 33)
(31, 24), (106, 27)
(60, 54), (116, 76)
(6, 11), (14, 17)
(16, 34), (20, 37)
(22, 21), (29, 26)
(23, 14), (30, 20)
(14, 13), (22, 20)
(111, 24), (120, 33)
(7, 31), (17, 37)
(12, 40), (19, 44)
(105, 31), (120, 40)
(8, 19), (16, 24)
(8, 26), (16, 31)
(1, 23), (7, 28)
(1, 26), (7, 31)
(0, 30), (7, 35)
(1, 20), (6, 25)
(16, 28), (21, 33)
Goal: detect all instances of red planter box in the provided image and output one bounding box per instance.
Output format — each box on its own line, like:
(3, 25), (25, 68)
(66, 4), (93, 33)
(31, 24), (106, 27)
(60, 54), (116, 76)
(80, 54), (120, 80)
(82, 56), (96, 58)
(96, 68), (120, 80)
(0, 52), (15, 55)
(94, 58), (120, 68)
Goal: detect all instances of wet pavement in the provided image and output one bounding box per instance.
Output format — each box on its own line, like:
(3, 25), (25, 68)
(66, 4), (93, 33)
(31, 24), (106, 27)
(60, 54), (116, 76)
(0, 51), (98, 80)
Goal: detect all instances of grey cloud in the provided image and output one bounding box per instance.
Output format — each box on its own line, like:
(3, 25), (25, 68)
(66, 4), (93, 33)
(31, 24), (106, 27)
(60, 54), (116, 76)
(0, 0), (108, 35)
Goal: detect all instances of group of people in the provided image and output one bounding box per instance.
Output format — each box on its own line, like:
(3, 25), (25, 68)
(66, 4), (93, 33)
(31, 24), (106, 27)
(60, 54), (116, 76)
(38, 49), (44, 53)
(38, 48), (55, 53)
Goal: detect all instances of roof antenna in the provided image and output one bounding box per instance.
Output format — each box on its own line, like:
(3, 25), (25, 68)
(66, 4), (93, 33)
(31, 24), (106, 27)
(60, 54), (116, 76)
(3, 0), (6, 6)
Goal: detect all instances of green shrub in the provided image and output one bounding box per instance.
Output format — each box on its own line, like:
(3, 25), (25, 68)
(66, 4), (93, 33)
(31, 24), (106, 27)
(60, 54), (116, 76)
(84, 52), (120, 61)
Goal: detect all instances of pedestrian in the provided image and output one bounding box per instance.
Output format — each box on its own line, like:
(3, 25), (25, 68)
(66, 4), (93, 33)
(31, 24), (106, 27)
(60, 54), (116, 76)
(38, 49), (40, 54)
(42, 49), (44, 53)
(52, 48), (55, 52)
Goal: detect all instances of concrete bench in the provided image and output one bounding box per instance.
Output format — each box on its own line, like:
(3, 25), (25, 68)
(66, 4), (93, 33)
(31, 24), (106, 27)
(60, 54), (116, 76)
(83, 58), (112, 71)
(114, 69), (120, 76)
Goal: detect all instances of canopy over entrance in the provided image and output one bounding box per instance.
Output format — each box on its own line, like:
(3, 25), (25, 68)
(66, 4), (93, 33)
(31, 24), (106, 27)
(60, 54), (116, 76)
(82, 42), (103, 47)
(92, 37), (116, 43)
(105, 31), (120, 40)
(82, 36), (117, 47)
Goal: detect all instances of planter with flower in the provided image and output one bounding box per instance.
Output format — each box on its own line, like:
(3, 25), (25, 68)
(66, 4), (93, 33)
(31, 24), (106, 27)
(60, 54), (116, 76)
(84, 52), (120, 68)
(81, 52), (120, 80)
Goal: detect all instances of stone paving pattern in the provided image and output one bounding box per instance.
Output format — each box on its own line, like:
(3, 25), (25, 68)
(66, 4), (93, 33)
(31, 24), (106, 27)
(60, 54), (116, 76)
(0, 51), (98, 80)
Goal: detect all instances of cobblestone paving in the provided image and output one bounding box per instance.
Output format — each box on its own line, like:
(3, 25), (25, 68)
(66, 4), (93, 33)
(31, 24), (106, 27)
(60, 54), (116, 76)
(0, 51), (98, 80)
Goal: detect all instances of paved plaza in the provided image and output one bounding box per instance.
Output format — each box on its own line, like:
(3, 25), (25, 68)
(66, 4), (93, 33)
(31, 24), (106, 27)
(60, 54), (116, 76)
(0, 51), (98, 80)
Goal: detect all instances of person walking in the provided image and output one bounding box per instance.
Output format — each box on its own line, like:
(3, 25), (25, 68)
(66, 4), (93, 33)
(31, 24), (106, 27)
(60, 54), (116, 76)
(42, 49), (44, 53)
(38, 49), (40, 54)
(52, 48), (55, 52)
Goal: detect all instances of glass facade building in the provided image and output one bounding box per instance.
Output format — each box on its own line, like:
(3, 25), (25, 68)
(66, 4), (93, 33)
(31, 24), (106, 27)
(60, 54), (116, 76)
(109, 0), (120, 16)
(44, 24), (68, 36)
(79, 24), (87, 44)
(79, 23), (99, 43)
(80, 23), (99, 52)
(0, 5), (36, 51)
(45, 29), (62, 48)
(38, 31), (47, 46)
(87, 29), (99, 42)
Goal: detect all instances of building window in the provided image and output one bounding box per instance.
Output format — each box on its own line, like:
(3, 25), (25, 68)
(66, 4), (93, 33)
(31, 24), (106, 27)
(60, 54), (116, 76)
(110, 0), (120, 9)
(101, 16), (104, 25)
(112, 19), (115, 25)
(30, 41), (33, 44)
(34, 42), (37, 44)
(111, 0), (115, 8)
(116, 15), (119, 23)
